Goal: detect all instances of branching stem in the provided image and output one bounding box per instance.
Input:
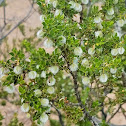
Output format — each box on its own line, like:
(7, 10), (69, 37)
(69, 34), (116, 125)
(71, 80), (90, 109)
(51, 103), (65, 126)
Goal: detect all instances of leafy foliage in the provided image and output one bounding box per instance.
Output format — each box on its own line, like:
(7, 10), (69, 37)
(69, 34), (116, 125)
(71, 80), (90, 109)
(0, 0), (126, 125)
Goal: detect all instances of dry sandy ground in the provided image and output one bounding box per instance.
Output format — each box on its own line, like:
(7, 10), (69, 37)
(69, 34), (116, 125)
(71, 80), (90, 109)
(0, 0), (126, 125)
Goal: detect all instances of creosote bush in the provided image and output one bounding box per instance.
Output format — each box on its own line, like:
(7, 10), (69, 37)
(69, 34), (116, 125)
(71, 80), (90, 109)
(0, 0), (126, 126)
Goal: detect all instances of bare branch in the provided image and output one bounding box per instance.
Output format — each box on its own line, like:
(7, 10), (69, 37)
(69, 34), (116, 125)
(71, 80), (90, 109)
(107, 104), (122, 123)
(121, 106), (126, 120)
(0, 0), (35, 42)
(51, 103), (65, 126)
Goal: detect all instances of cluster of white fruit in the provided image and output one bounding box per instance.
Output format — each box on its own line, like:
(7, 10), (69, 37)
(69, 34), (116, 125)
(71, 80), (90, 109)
(115, 19), (126, 38)
(69, 46), (96, 72)
(13, 65), (57, 95)
(69, 0), (89, 12)
(0, 67), (15, 94)
(111, 47), (125, 56)
(69, 42), (124, 85)
(12, 65), (60, 123)
(21, 98), (50, 124)
(37, 15), (46, 39)
(36, 0), (90, 48)
(19, 0), (125, 123)
(37, 13), (67, 48)
(69, 1), (82, 12)
(82, 74), (108, 86)
(21, 101), (49, 125)
(17, 66), (59, 124)
(47, 0), (58, 8)
(0, 67), (8, 83)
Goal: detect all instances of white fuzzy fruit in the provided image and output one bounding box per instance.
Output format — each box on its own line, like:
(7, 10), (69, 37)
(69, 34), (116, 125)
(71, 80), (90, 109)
(40, 113), (48, 123)
(74, 3), (82, 12)
(36, 65), (40, 69)
(81, 0), (89, 4)
(28, 71), (37, 79)
(58, 35), (66, 44)
(118, 47), (125, 55)
(94, 16), (101, 24)
(110, 68), (117, 74)
(53, 0), (58, 8)
(49, 66), (59, 75)
(41, 98), (49, 106)
(47, 77), (56, 86)
(40, 15), (46, 22)
(82, 77), (90, 85)
(97, 23), (103, 30)
(68, 1), (76, 8)
(95, 31), (103, 38)
(81, 58), (89, 66)
(37, 30), (44, 38)
(0, 67), (4, 75)
(47, 87), (55, 94)
(34, 89), (42, 97)
(14, 66), (22, 75)
(99, 74), (108, 83)
(88, 48), (95, 55)
(41, 71), (46, 78)
(107, 8), (114, 15)
(113, 0), (118, 4)
(21, 103), (30, 112)
(111, 49), (118, 56)
(117, 19), (125, 27)
(54, 9), (62, 17)
(4, 83), (15, 94)
(44, 39), (53, 48)
(69, 63), (78, 72)
(74, 47), (83, 56)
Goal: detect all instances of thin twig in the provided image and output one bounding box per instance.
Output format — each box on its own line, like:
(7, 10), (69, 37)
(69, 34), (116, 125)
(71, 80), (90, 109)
(66, 102), (81, 106)
(3, 0), (6, 25)
(0, 0), (34, 42)
(121, 106), (126, 120)
(107, 104), (122, 123)
(87, 0), (91, 17)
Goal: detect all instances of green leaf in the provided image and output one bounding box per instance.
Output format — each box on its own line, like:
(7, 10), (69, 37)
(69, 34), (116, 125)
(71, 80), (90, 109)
(18, 86), (26, 94)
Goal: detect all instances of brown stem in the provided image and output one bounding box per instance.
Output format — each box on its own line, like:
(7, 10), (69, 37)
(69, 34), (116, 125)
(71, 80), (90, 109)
(61, 50), (97, 126)
(80, 4), (84, 23)
(51, 103), (65, 126)
(61, 51), (83, 107)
